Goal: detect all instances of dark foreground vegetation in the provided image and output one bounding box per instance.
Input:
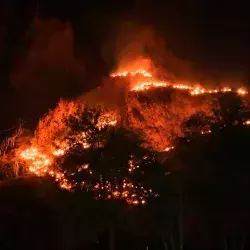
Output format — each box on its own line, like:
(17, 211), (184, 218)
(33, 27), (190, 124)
(0, 127), (250, 250)
(1, 96), (250, 250)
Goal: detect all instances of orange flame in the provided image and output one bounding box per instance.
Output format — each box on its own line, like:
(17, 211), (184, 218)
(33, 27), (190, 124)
(111, 68), (249, 98)
(5, 64), (250, 205)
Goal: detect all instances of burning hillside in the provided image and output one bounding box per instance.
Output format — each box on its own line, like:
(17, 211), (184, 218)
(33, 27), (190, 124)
(1, 59), (250, 204)
(110, 62), (248, 151)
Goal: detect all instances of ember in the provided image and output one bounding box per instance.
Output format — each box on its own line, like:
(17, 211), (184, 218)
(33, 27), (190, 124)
(1, 62), (250, 205)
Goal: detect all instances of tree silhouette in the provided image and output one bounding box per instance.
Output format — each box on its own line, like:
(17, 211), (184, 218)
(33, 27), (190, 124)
(55, 106), (164, 250)
(164, 122), (250, 249)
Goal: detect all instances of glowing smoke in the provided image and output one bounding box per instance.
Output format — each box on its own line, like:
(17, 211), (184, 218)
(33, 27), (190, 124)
(10, 18), (85, 95)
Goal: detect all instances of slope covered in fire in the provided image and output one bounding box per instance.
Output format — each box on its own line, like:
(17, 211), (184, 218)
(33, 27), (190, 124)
(1, 59), (250, 205)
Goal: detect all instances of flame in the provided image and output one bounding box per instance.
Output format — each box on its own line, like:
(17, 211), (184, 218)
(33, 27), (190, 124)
(222, 87), (232, 92)
(3, 63), (250, 205)
(111, 68), (248, 98)
(164, 146), (175, 152)
(244, 120), (250, 125)
(127, 90), (214, 151)
(19, 146), (71, 190)
(18, 102), (119, 191)
(237, 87), (248, 96)
(110, 67), (249, 151)
(132, 81), (169, 91)
(97, 111), (118, 129)
(110, 69), (152, 78)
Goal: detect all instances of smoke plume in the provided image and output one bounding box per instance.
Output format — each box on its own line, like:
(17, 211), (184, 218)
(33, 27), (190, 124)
(82, 22), (198, 110)
(10, 18), (85, 97)
(105, 21), (195, 80)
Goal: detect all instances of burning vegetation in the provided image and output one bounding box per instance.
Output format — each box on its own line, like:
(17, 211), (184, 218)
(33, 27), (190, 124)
(1, 60), (250, 205)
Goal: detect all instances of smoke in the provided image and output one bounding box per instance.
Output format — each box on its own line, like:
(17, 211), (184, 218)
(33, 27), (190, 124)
(108, 21), (247, 86)
(81, 21), (197, 110)
(81, 77), (128, 110)
(103, 21), (195, 80)
(10, 18), (85, 96)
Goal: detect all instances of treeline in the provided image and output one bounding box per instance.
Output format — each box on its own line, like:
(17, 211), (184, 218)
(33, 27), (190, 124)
(1, 94), (250, 249)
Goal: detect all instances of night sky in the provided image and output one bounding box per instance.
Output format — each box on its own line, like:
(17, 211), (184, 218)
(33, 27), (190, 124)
(0, 0), (249, 131)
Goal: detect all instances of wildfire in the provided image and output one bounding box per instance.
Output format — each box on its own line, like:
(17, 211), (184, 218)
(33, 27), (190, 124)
(19, 146), (71, 190)
(164, 146), (175, 152)
(90, 178), (152, 205)
(97, 111), (118, 129)
(237, 87), (248, 96)
(16, 103), (129, 200)
(2, 62), (250, 205)
(244, 120), (250, 125)
(132, 81), (169, 91)
(111, 68), (248, 98)
(110, 69), (152, 78)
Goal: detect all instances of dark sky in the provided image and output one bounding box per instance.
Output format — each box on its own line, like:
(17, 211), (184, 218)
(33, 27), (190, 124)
(38, 1), (249, 70)
(0, 0), (249, 131)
